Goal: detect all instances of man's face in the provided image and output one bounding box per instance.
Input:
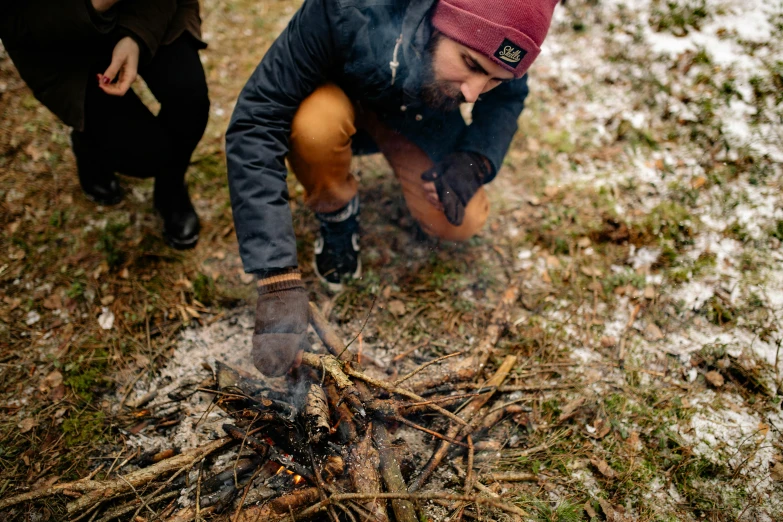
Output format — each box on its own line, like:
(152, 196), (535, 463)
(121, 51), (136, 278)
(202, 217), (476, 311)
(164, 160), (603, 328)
(420, 32), (517, 112)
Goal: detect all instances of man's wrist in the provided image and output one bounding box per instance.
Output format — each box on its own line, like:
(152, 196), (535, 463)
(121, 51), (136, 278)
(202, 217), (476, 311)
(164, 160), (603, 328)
(256, 268), (303, 294)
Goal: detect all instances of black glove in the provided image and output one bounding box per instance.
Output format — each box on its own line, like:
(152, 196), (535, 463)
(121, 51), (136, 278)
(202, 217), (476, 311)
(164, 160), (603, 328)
(420, 152), (492, 226)
(252, 269), (310, 377)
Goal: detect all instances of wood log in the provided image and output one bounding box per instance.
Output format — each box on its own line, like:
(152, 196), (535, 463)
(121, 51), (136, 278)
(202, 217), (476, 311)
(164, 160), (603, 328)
(304, 383), (330, 443)
(346, 429), (389, 522)
(309, 302), (352, 361)
(372, 423), (418, 522)
(235, 487), (322, 522)
(324, 383), (357, 444)
(64, 438), (230, 515)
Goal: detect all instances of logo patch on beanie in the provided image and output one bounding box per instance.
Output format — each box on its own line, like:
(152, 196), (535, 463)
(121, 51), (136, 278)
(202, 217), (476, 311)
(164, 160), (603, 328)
(494, 39), (526, 67)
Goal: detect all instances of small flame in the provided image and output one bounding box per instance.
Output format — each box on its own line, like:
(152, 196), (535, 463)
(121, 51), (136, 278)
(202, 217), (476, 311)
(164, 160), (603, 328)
(275, 466), (304, 484)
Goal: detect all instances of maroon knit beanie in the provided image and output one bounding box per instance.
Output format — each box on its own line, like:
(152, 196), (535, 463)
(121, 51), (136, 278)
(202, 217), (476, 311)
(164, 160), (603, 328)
(431, 0), (559, 78)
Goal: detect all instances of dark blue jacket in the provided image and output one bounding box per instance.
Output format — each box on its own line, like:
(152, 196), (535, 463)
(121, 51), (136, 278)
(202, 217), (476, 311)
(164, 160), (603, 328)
(226, 0), (529, 274)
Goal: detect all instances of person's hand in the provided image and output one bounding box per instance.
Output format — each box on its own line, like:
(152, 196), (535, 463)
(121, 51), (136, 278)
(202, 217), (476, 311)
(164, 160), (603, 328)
(97, 36), (139, 97)
(252, 271), (310, 377)
(420, 152), (492, 226)
(91, 0), (122, 14)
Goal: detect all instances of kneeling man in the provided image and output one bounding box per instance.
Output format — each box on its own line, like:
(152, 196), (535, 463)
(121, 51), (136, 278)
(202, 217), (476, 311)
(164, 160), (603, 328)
(226, 0), (559, 376)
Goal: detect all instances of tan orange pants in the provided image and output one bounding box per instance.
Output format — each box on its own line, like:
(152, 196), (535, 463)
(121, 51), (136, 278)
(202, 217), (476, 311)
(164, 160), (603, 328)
(288, 84), (489, 241)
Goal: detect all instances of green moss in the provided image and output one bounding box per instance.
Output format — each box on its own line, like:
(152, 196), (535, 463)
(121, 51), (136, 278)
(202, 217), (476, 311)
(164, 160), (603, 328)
(62, 410), (106, 447)
(96, 221), (128, 269)
(193, 273), (215, 305)
(638, 201), (697, 247)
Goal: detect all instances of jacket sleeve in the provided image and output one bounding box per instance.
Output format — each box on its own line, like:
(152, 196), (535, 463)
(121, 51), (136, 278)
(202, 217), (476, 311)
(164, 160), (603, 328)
(0, 0), (114, 49)
(225, 0), (337, 274)
(457, 75), (529, 184)
(115, 0), (178, 59)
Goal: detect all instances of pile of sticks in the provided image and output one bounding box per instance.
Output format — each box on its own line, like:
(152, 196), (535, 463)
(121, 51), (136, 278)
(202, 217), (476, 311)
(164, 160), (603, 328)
(0, 288), (532, 521)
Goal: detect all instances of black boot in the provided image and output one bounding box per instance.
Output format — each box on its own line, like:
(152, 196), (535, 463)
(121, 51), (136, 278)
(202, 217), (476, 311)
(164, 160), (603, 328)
(154, 181), (200, 250)
(70, 130), (124, 206)
(313, 195), (361, 291)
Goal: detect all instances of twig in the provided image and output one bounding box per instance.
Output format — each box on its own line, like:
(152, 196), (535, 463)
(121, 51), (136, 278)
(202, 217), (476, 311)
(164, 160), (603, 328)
(394, 416), (469, 448)
(342, 364), (468, 426)
(387, 304), (430, 351)
(452, 435), (476, 522)
(289, 491), (528, 520)
(93, 491), (179, 522)
(308, 446), (341, 522)
(392, 352), (462, 387)
(65, 438), (230, 515)
(481, 472), (538, 482)
(409, 355), (517, 492)
(231, 464), (266, 522)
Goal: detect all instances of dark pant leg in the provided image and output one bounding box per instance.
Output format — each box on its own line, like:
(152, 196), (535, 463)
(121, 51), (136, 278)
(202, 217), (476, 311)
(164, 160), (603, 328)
(138, 34), (210, 194)
(76, 75), (170, 180)
(75, 35), (208, 190)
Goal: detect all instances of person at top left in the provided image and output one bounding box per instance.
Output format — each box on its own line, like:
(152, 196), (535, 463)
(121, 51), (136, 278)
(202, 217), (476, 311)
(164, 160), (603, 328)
(0, 0), (210, 249)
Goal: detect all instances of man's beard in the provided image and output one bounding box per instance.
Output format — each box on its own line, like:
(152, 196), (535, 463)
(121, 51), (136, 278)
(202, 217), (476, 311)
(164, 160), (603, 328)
(419, 34), (465, 112)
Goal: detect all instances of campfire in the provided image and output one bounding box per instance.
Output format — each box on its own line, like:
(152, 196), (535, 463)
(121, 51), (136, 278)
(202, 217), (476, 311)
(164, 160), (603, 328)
(1, 289), (532, 521)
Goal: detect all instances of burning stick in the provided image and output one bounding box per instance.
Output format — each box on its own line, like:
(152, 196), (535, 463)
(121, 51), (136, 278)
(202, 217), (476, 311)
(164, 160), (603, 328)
(304, 383), (330, 444)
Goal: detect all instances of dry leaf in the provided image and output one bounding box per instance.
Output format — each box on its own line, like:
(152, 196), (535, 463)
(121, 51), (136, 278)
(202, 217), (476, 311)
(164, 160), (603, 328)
(590, 457), (616, 479)
(544, 185), (559, 197)
(119, 268), (130, 279)
(133, 353), (151, 368)
(546, 255), (561, 269)
(590, 418), (612, 439)
(558, 397), (586, 423)
(527, 195), (541, 206)
(4, 297), (22, 311)
(240, 273), (255, 284)
(644, 323), (664, 341)
(577, 237), (592, 248)
(597, 498), (624, 521)
(584, 502), (597, 518)
(50, 384), (66, 402)
(185, 306), (201, 319)
(101, 295), (115, 305)
(705, 370), (724, 387)
(691, 176), (707, 189)
(42, 294), (62, 310)
(601, 336), (617, 348)
(626, 431), (642, 453)
(771, 462), (783, 482)
(643, 285), (656, 299)
(42, 370), (63, 389)
(388, 300), (406, 317)
(580, 266), (602, 277)
(19, 417), (38, 433)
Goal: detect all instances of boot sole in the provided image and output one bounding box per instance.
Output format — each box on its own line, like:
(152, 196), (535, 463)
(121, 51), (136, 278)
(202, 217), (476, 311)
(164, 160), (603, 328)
(164, 232), (199, 250)
(313, 259), (362, 292)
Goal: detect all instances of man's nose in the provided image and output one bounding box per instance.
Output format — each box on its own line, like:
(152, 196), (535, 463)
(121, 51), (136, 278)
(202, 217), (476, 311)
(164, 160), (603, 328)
(460, 77), (488, 103)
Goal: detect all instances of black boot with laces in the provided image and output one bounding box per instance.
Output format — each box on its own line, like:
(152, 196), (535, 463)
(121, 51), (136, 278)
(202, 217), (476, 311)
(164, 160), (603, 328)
(313, 196), (361, 291)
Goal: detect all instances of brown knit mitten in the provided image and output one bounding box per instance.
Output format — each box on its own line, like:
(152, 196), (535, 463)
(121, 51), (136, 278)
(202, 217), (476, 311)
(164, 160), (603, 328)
(252, 269), (309, 377)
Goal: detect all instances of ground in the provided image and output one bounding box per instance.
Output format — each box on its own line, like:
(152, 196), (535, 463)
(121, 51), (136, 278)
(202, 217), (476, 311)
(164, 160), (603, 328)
(1, 0), (782, 520)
